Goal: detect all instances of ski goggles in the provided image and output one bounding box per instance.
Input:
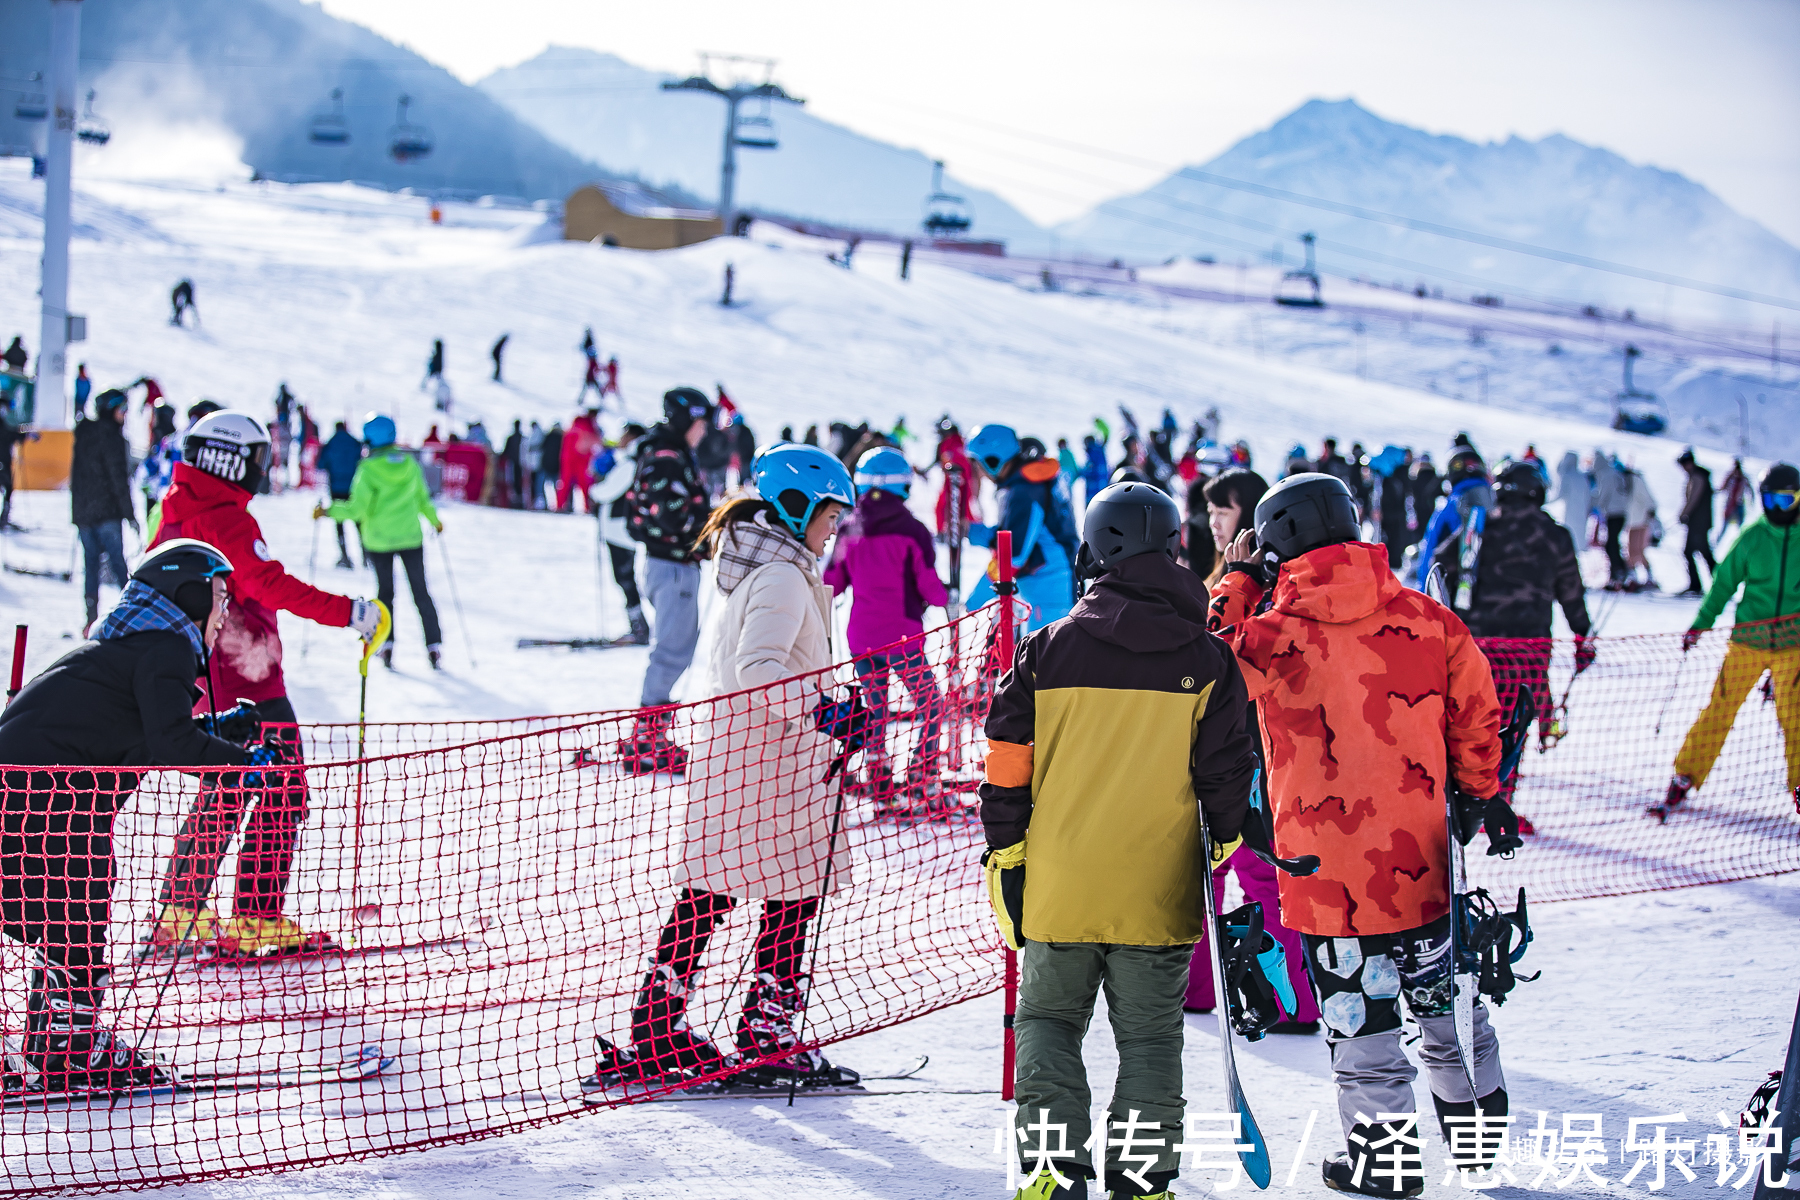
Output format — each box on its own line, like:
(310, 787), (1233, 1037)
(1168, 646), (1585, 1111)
(1763, 490), (1799, 512)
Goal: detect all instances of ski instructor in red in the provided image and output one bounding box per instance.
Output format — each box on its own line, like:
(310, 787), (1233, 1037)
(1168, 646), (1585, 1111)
(1209, 472), (1508, 1199)
(145, 410), (385, 958)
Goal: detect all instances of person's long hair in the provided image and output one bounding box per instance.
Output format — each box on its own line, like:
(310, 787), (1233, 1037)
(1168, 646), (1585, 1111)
(1203, 468), (1270, 588)
(695, 496), (781, 558)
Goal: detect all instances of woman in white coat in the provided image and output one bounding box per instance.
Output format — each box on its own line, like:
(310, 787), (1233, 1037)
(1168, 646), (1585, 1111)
(588, 422), (649, 643)
(586, 442), (858, 1092)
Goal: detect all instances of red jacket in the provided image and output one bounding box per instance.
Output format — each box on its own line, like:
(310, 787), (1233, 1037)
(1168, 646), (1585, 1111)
(562, 413), (600, 478)
(152, 463), (352, 709)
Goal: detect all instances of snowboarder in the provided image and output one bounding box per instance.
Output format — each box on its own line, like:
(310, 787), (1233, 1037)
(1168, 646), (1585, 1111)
(490, 333), (508, 382)
(317, 420), (365, 568)
(70, 389), (138, 635)
(586, 443), (858, 1090)
(1658, 462), (1800, 820)
(981, 480), (1256, 1199)
(169, 279), (196, 327)
(589, 422), (651, 643)
(144, 411), (385, 958)
(1677, 448), (1715, 596)
(1211, 473), (1511, 1198)
(965, 424), (1078, 632)
(0, 539), (264, 1095)
(422, 338), (444, 390)
(823, 446), (949, 808)
(320, 414), (444, 669)
(616, 389), (715, 773)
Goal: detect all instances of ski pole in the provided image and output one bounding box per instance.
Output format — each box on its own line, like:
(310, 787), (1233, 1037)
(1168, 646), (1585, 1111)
(351, 601), (392, 931)
(994, 529), (1018, 1102)
(1653, 642), (1689, 737)
(6, 624), (25, 705)
(435, 530), (477, 667)
(301, 515), (322, 658)
(787, 760), (853, 1109)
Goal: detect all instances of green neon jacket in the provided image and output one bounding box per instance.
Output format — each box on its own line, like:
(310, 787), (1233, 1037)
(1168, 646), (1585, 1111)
(1692, 515), (1799, 650)
(327, 450), (440, 553)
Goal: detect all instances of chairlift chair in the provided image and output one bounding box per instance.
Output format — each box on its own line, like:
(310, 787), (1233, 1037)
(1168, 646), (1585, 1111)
(921, 159), (972, 237)
(388, 94), (434, 163)
(1272, 232), (1323, 307)
(735, 113), (777, 150)
(309, 88), (351, 146)
(1609, 344), (1667, 435)
(75, 89), (109, 146)
(14, 75), (46, 122)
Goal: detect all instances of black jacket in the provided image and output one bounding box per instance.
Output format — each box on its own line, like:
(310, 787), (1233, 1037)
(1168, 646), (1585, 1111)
(70, 416), (135, 526)
(625, 425), (711, 563)
(1448, 503), (1591, 639)
(0, 632), (248, 768)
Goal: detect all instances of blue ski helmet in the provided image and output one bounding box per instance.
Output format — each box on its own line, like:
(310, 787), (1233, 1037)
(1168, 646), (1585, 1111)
(362, 413), (397, 448)
(967, 424), (1021, 475)
(853, 446), (912, 497)
(752, 442), (855, 538)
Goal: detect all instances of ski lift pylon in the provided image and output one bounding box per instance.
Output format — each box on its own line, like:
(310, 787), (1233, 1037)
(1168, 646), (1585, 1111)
(1273, 231), (1323, 308)
(75, 88), (109, 146)
(387, 94), (433, 163)
(921, 159), (972, 237)
(14, 74), (46, 122)
(309, 87), (350, 146)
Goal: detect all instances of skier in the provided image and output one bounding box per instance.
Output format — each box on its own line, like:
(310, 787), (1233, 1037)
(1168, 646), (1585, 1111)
(932, 423), (978, 541)
(317, 420), (365, 569)
(577, 330), (604, 404)
(1593, 452), (1630, 585)
(0, 402), (18, 531)
(0, 539), (265, 1095)
(490, 333), (508, 382)
(589, 422), (651, 644)
(539, 421), (564, 510)
(71, 362), (90, 418)
(1718, 458), (1749, 542)
(616, 389), (716, 773)
(71, 389), (138, 636)
(144, 411), (385, 957)
(422, 338), (445, 390)
(823, 446), (949, 808)
(1413, 445), (1491, 591)
(1621, 463), (1658, 591)
(169, 279), (196, 327)
(1, 336), (26, 373)
(267, 383), (295, 494)
(1055, 437), (1078, 493)
(600, 356), (622, 404)
(320, 414), (444, 669)
(1658, 462), (1800, 820)
(981, 481), (1256, 1199)
(500, 419), (525, 507)
(1408, 453), (1440, 547)
(1080, 433), (1108, 507)
(1211, 473), (1512, 1198)
(1551, 451), (1591, 546)
(586, 443), (859, 1091)
(526, 420), (546, 510)
(964, 424), (1078, 632)
(1676, 448), (1715, 596)
(556, 409), (601, 512)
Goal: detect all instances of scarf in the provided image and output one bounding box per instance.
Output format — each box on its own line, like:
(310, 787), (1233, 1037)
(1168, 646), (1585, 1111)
(95, 580), (205, 658)
(715, 509), (818, 596)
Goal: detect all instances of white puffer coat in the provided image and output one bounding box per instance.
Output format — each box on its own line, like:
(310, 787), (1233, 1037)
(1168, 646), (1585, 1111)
(677, 512), (846, 901)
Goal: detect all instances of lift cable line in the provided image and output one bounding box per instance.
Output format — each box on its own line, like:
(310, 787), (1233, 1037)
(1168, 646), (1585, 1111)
(661, 54), (802, 231)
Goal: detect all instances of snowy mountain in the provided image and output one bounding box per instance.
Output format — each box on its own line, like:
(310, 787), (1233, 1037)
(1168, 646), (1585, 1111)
(477, 46), (1047, 247)
(1057, 99), (1800, 324)
(0, 0), (658, 202)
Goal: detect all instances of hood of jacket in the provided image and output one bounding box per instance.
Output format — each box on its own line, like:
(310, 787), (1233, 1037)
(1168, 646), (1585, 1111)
(714, 509), (818, 596)
(853, 490), (935, 557)
(1273, 541), (1404, 625)
(1068, 550), (1211, 653)
(160, 461), (250, 523)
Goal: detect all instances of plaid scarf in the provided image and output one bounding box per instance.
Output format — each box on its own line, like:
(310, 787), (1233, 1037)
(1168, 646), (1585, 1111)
(714, 509), (818, 596)
(95, 580), (205, 658)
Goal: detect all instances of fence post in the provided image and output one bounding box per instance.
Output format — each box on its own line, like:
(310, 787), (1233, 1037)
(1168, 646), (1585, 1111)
(7, 624), (25, 706)
(994, 530), (1018, 1102)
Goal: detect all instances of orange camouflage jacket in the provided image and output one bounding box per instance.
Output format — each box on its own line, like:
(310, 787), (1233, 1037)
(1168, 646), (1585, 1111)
(1208, 541), (1501, 937)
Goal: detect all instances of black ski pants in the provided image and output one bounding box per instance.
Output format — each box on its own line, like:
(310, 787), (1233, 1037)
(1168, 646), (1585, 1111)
(369, 546), (443, 647)
(2, 769), (132, 996)
(158, 697), (308, 920)
(1604, 514), (1627, 580)
(652, 887), (818, 985)
(330, 486), (355, 563)
(1683, 523), (1716, 593)
(607, 543), (641, 610)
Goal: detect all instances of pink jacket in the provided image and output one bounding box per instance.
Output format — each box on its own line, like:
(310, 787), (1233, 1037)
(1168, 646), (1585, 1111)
(823, 492), (948, 655)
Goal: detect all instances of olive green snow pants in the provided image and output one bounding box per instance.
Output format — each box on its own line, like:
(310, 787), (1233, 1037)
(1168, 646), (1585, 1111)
(1012, 939), (1191, 1188)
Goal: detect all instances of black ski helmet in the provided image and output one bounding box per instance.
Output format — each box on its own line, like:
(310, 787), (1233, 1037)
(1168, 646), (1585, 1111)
(1253, 472), (1360, 560)
(1445, 447), (1488, 487)
(1079, 481), (1181, 574)
(1494, 459), (1546, 508)
(662, 386), (713, 435)
(1760, 462), (1799, 527)
(132, 538), (233, 624)
(93, 388), (129, 419)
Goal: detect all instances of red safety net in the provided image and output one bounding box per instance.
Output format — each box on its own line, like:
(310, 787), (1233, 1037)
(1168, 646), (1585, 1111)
(0, 615), (1793, 1193)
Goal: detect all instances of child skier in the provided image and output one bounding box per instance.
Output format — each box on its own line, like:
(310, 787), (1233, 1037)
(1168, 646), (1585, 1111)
(982, 481), (1256, 1199)
(964, 424), (1078, 631)
(1211, 472), (1512, 1198)
(823, 446), (948, 807)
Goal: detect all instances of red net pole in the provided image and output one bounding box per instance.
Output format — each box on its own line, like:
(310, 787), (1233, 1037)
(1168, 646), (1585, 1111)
(995, 530), (1018, 1102)
(5, 625), (23, 705)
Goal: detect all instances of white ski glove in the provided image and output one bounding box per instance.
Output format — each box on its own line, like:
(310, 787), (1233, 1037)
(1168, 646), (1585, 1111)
(349, 599), (383, 640)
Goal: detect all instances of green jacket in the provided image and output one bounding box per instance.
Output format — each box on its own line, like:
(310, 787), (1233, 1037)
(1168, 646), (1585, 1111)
(1693, 514), (1799, 650)
(328, 450), (440, 553)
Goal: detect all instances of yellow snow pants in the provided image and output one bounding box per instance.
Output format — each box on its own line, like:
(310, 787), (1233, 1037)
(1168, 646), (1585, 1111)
(1673, 641), (1800, 791)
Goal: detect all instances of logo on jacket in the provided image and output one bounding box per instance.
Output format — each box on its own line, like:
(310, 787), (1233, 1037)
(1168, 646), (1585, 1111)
(253, 539), (271, 562)
(1181, 676), (1195, 689)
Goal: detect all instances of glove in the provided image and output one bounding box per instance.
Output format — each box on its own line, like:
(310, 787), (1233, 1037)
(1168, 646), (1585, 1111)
(1681, 629), (1702, 653)
(311, 503), (329, 521)
(981, 842), (1026, 951)
(196, 700), (262, 746)
(1452, 791), (1524, 857)
(1226, 558), (1278, 592)
(240, 737), (291, 790)
(1573, 636), (1596, 676)
(593, 447), (617, 477)
(966, 522), (995, 549)
(813, 693), (869, 752)
(349, 599), (383, 640)
(1209, 830), (1244, 868)
(1238, 807), (1321, 876)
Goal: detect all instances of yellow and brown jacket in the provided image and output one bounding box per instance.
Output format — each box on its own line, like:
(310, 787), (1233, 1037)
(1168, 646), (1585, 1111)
(978, 551), (1256, 946)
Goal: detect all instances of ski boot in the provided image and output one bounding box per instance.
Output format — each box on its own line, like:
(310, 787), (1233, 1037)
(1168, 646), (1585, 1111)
(617, 710), (688, 776)
(731, 972), (859, 1089)
(625, 605), (651, 646)
(852, 757), (896, 804)
(1012, 1169), (1089, 1198)
(580, 1035), (675, 1092)
(24, 965), (171, 1095)
(215, 914), (338, 959)
(137, 903), (220, 960)
(427, 643), (443, 671)
(1104, 1168), (1175, 1198)
(1648, 774), (1691, 822)
(1321, 1120), (1425, 1198)
(626, 963), (726, 1081)
(1433, 1087), (1510, 1176)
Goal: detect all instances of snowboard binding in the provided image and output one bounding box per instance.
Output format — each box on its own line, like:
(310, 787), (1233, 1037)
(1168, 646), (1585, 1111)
(1451, 886), (1538, 1005)
(1216, 901), (1298, 1041)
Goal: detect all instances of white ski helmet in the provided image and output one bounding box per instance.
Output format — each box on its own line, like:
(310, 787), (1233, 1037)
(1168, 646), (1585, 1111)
(183, 410), (272, 493)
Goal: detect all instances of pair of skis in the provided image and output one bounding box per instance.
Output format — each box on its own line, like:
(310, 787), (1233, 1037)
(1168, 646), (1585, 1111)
(1, 1045), (392, 1110)
(584, 1054), (929, 1105)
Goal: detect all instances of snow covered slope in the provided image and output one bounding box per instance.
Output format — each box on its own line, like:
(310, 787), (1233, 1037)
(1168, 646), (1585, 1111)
(1057, 99), (1800, 325)
(478, 46), (1046, 247)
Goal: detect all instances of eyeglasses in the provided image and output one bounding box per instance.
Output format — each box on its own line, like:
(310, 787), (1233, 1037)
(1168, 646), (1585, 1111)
(1763, 490), (1798, 512)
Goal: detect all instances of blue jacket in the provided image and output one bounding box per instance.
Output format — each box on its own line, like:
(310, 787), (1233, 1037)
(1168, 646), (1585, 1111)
(1415, 476), (1493, 589)
(970, 458), (1079, 578)
(1081, 439), (1109, 497)
(319, 430), (364, 498)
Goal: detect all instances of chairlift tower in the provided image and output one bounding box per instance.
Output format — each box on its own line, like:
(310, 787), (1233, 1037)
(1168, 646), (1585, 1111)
(38, 0), (81, 428)
(661, 54), (802, 232)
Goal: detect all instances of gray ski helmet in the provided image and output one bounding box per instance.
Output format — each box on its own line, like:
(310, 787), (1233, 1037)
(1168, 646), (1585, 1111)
(1253, 472), (1360, 560)
(1494, 459), (1546, 507)
(1079, 481), (1181, 573)
(132, 538), (233, 623)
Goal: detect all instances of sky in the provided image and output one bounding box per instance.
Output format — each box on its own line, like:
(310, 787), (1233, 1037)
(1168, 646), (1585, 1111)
(316, 0), (1800, 244)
